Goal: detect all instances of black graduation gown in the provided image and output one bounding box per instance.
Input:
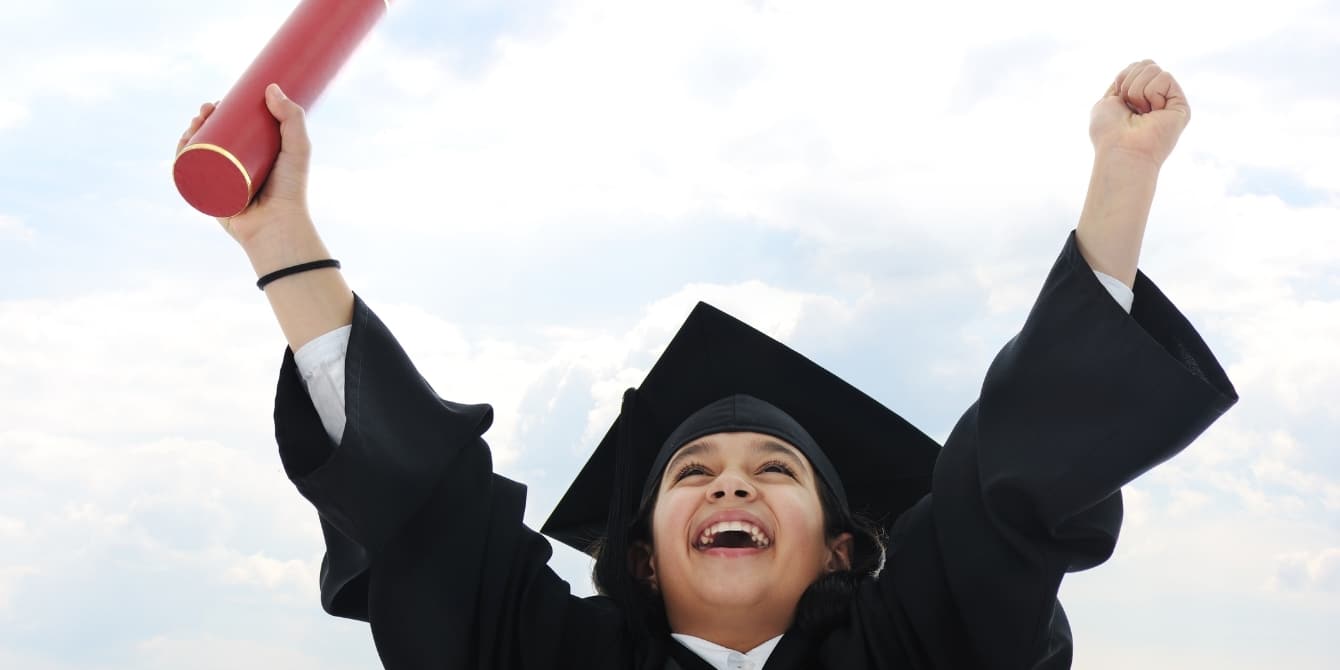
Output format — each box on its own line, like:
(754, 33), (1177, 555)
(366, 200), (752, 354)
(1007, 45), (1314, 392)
(271, 231), (1236, 669)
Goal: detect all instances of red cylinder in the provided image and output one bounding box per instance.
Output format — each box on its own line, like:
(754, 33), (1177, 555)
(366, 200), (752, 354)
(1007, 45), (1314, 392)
(174, 0), (389, 218)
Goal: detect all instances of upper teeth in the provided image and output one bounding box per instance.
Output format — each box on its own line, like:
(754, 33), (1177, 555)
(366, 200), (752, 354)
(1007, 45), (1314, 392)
(697, 520), (771, 548)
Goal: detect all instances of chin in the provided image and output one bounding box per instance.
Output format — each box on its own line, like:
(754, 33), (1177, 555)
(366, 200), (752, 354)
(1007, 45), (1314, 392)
(694, 575), (787, 609)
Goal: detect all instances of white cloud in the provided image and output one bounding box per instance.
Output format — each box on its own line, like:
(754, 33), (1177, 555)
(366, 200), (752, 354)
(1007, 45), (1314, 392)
(1166, 488), (1213, 518)
(0, 100), (29, 132)
(1075, 640), (1336, 670)
(373, 279), (851, 465)
(0, 565), (39, 618)
(1226, 298), (1340, 419)
(0, 1), (291, 108)
(300, 0), (1340, 273)
(0, 649), (71, 670)
(558, 280), (853, 447)
(62, 501), (131, 533)
(0, 283), (279, 437)
(0, 215), (34, 241)
(1061, 419), (1338, 665)
(222, 552), (320, 596)
(367, 301), (552, 466)
(1251, 438), (1340, 513)
(0, 429), (315, 551)
(311, 0), (1083, 240)
(0, 515), (25, 540)
(1152, 423), (1337, 518)
(1271, 547), (1340, 593)
(135, 635), (332, 670)
(1062, 497), (1339, 666)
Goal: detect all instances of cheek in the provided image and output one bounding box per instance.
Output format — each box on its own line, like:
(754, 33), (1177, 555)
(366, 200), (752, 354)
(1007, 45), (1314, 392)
(772, 489), (828, 550)
(649, 491), (694, 549)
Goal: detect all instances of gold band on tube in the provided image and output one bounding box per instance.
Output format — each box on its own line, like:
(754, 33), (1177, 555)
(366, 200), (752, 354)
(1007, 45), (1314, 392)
(177, 143), (253, 193)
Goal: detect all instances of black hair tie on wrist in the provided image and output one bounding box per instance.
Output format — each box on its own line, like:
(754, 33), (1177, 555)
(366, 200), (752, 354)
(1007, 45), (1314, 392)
(256, 259), (341, 290)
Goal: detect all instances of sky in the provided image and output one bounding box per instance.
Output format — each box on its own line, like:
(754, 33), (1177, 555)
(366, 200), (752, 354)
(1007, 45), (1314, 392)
(1, 0), (1337, 667)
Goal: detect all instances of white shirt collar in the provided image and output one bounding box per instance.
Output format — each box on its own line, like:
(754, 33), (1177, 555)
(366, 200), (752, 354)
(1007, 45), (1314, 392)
(670, 633), (783, 670)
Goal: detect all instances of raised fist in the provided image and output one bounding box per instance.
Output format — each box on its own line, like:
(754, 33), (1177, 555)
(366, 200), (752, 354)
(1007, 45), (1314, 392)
(1090, 60), (1190, 168)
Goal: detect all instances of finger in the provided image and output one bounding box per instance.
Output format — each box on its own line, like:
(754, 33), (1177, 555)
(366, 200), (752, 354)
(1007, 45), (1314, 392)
(1111, 60), (1143, 97)
(1143, 70), (1176, 112)
(176, 102), (217, 154)
(1122, 61), (1162, 114)
(1156, 71), (1191, 122)
(1117, 60), (1153, 97)
(264, 84), (312, 162)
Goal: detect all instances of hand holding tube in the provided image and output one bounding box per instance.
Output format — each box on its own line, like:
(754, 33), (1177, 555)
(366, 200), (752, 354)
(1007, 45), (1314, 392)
(173, 0), (388, 217)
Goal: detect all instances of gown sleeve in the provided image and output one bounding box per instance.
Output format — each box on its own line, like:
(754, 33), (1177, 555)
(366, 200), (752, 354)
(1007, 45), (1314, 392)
(872, 230), (1237, 668)
(272, 295), (623, 669)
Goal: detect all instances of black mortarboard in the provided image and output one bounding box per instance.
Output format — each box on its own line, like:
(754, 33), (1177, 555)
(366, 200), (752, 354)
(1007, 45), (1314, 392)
(540, 302), (942, 556)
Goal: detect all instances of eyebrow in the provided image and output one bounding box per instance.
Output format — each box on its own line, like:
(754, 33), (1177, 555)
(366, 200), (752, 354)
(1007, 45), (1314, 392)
(756, 439), (804, 462)
(663, 437), (807, 477)
(664, 441), (715, 476)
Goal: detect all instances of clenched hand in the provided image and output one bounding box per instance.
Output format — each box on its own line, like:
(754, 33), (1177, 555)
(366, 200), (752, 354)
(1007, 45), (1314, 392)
(1090, 60), (1190, 168)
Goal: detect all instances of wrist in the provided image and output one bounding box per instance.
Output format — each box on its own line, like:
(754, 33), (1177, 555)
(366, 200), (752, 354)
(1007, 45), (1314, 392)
(239, 215), (331, 277)
(1092, 145), (1164, 176)
(1076, 148), (1161, 287)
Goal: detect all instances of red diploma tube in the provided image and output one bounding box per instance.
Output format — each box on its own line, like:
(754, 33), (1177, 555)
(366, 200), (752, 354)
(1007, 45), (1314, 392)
(174, 0), (389, 217)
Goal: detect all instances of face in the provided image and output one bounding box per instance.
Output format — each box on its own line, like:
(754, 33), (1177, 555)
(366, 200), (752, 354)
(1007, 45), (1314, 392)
(643, 431), (851, 636)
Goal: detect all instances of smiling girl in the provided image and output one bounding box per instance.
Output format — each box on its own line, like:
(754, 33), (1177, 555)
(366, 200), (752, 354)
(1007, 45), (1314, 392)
(178, 59), (1235, 668)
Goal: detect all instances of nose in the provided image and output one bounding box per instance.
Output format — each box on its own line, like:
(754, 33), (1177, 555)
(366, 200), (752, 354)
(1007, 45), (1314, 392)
(708, 472), (756, 501)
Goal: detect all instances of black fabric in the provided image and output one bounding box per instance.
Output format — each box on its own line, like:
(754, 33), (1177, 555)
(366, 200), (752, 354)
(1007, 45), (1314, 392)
(644, 394), (848, 512)
(272, 230), (1236, 668)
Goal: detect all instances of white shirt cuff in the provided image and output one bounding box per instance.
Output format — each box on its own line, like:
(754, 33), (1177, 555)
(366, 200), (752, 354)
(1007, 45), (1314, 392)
(1092, 270), (1134, 314)
(293, 325), (352, 445)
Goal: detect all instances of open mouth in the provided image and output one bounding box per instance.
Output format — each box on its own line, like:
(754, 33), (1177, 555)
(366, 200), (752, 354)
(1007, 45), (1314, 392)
(694, 520), (772, 550)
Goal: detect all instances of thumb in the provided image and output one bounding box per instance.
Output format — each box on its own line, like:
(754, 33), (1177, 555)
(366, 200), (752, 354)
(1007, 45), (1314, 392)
(265, 83), (312, 160)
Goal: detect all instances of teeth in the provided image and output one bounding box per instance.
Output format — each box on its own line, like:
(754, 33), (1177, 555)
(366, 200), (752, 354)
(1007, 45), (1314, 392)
(696, 520), (771, 549)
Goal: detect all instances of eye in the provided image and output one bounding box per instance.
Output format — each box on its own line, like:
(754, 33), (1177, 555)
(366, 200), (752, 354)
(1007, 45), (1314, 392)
(674, 461), (711, 482)
(759, 460), (797, 478)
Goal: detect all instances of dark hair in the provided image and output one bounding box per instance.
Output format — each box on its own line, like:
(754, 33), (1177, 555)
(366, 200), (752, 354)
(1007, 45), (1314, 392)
(792, 472), (886, 634)
(590, 467), (886, 638)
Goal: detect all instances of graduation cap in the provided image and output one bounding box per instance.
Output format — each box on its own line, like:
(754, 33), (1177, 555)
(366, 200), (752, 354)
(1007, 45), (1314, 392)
(541, 302), (942, 556)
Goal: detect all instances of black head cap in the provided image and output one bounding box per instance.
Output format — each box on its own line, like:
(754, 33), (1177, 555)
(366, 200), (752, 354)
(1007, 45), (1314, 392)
(540, 302), (941, 555)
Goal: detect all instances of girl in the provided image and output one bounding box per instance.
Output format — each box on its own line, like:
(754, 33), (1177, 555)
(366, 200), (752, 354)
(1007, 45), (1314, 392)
(177, 59), (1235, 668)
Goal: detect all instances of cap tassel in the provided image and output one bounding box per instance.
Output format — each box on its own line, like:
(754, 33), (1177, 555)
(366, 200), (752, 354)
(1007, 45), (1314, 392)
(603, 387), (648, 647)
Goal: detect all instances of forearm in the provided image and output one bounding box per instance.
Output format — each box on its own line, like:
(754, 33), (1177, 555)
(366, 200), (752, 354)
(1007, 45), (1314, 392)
(243, 216), (354, 352)
(1075, 150), (1161, 288)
